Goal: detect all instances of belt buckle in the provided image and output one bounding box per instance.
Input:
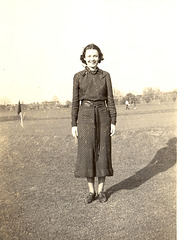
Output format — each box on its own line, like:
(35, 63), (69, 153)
(85, 101), (92, 107)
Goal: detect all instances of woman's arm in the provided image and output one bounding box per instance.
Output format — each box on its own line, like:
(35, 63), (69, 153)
(71, 73), (79, 127)
(106, 73), (117, 125)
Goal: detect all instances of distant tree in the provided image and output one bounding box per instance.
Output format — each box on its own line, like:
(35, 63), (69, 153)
(52, 95), (60, 102)
(113, 88), (124, 105)
(0, 97), (11, 105)
(65, 100), (72, 107)
(125, 93), (136, 104)
(136, 95), (142, 104)
(113, 88), (123, 98)
(142, 87), (161, 103)
(142, 87), (153, 102)
(172, 90), (177, 102)
(153, 88), (161, 101)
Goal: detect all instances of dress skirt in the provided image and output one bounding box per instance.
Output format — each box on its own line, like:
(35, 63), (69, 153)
(75, 101), (113, 178)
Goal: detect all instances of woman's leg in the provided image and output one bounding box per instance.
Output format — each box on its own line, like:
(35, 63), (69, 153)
(85, 177), (95, 204)
(98, 177), (107, 203)
(98, 177), (105, 194)
(87, 177), (95, 193)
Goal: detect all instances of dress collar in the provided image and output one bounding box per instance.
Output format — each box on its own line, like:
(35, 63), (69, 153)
(81, 67), (105, 79)
(85, 66), (99, 75)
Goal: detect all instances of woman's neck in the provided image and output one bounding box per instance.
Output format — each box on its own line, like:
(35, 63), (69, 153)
(87, 66), (97, 71)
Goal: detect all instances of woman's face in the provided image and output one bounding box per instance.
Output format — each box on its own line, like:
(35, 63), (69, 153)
(84, 49), (99, 69)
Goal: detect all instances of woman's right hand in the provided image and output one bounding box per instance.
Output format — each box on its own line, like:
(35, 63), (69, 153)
(72, 126), (78, 138)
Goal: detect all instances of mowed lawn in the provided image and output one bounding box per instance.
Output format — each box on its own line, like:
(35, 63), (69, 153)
(0, 103), (177, 240)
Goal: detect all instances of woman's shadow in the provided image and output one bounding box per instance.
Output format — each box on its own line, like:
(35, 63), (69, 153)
(106, 137), (177, 199)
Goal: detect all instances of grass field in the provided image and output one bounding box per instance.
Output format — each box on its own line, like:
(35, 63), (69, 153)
(0, 102), (177, 240)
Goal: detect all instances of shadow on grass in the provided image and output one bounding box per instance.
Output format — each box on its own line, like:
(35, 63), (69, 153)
(106, 137), (177, 199)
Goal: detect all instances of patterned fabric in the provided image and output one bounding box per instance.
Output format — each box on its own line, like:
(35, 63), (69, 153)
(75, 103), (113, 177)
(71, 68), (117, 126)
(71, 68), (117, 178)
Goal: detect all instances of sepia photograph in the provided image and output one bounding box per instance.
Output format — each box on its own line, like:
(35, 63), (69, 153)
(0, 0), (180, 239)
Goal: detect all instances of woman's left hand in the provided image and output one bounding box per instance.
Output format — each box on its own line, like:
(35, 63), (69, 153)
(110, 124), (116, 136)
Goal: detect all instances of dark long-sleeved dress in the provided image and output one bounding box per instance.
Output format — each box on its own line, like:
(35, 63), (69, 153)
(71, 68), (117, 178)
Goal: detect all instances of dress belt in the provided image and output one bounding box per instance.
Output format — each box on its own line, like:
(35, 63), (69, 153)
(81, 100), (105, 162)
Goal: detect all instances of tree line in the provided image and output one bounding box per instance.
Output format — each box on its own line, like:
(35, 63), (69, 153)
(113, 87), (177, 105)
(0, 88), (177, 111)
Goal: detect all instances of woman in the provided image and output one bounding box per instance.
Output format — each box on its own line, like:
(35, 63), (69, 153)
(71, 44), (117, 203)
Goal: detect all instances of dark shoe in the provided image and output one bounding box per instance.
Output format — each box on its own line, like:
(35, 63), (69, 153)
(85, 192), (95, 204)
(98, 192), (107, 203)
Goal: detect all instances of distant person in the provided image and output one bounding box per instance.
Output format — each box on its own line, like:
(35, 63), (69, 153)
(125, 100), (130, 110)
(71, 44), (117, 204)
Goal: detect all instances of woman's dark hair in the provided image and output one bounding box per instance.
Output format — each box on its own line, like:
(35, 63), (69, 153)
(80, 44), (104, 64)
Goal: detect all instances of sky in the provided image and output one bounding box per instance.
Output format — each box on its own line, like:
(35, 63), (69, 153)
(0, 0), (178, 104)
